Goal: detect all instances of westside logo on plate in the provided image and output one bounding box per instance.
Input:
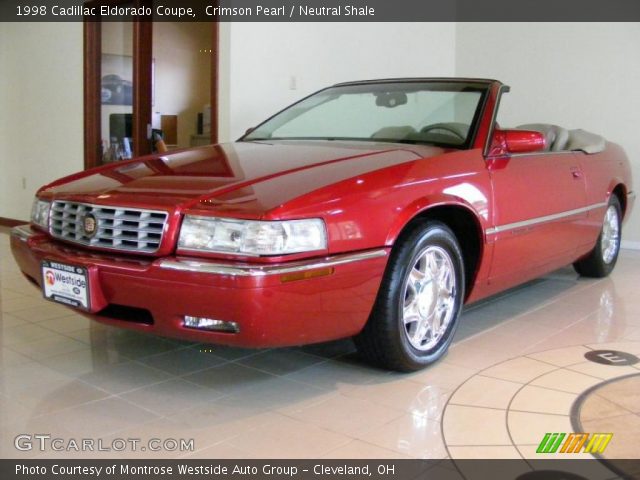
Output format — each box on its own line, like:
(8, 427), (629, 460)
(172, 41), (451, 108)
(41, 261), (90, 310)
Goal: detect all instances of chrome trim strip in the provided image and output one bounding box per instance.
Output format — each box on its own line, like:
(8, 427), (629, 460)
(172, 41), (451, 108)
(486, 202), (607, 236)
(508, 150), (577, 159)
(157, 249), (388, 277)
(10, 224), (35, 242)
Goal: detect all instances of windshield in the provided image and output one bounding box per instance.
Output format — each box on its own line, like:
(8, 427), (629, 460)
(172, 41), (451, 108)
(242, 81), (488, 148)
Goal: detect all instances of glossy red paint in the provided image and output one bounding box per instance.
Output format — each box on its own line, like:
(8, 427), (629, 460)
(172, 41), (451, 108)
(12, 229), (388, 346)
(492, 129), (546, 154)
(10, 78), (635, 348)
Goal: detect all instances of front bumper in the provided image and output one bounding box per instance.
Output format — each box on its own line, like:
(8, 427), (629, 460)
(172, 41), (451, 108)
(10, 225), (389, 348)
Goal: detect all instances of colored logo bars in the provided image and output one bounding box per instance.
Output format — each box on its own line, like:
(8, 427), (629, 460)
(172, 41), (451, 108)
(536, 433), (613, 454)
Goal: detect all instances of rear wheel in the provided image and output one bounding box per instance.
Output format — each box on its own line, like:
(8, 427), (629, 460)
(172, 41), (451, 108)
(573, 196), (622, 278)
(354, 221), (465, 371)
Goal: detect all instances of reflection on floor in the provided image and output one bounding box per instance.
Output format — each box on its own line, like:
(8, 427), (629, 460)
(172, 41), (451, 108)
(1, 229), (639, 461)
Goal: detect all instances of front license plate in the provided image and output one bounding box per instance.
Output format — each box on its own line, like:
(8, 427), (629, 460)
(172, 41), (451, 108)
(41, 260), (90, 310)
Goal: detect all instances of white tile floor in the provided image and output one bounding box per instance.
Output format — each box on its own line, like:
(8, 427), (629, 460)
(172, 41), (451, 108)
(1, 228), (639, 459)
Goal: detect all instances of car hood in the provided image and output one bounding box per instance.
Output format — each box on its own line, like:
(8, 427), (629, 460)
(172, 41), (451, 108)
(43, 141), (446, 215)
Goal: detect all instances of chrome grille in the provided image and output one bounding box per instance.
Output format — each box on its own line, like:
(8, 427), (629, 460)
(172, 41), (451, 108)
(49, 201), (168, 254)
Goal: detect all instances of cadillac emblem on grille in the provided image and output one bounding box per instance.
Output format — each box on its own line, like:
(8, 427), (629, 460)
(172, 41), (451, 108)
(82, 214), (97, 237)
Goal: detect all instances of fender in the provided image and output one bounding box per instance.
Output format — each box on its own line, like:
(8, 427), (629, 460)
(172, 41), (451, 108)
(384, 193), (489, 246)
(598, 142), (633, 219)
(384, 193), (494, 303)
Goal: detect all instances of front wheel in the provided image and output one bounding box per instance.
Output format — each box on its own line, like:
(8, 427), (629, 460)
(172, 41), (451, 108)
(573, 196), (622, 278)
(354, 221), (465, 372)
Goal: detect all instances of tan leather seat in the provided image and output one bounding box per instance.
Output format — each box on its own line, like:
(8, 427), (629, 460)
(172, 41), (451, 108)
(566, 129), (606, 154)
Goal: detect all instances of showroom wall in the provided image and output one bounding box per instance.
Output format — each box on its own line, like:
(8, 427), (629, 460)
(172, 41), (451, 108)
(455, 22), (640, 248)
(1, 22), (638, 248)
(223, 22), (457, 140)
(0, 22), (454, 222)
(0, 25), (7, 210)
(0, 22), (84, 222)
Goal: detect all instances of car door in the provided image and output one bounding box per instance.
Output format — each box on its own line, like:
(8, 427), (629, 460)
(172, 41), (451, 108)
(487, 151), (588, 283)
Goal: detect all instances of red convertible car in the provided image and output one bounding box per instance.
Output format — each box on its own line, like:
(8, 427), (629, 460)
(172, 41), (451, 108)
(11, 78), (635, 371)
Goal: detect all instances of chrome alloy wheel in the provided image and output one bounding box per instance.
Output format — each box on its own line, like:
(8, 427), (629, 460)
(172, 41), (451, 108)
(401, 245), (456, 351)
(601, 205), (620, 264)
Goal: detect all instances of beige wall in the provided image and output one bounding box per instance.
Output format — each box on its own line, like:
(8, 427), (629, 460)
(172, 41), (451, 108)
(456, 23), (640, 247)
(224, 22), (457, 140)
(0, 22), (84, 221)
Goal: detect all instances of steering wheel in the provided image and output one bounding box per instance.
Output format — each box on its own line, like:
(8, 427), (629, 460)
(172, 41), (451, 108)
(420, 123), (467, 140)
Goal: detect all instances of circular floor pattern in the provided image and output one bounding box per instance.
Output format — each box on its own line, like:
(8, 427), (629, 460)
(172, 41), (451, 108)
(442, 341), (640, 480)
(572, 373), (640, 479)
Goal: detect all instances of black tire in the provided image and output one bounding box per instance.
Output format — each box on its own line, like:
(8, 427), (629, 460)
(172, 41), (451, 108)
(573, 196), (622, 278)
(354, 221), (465, 372)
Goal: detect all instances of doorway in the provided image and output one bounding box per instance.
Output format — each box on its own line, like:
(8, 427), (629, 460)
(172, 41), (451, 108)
(83, 6), (219, 169)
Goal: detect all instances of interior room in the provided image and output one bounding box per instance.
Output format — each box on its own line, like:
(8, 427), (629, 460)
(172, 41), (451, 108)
(1, 20), (639, 469)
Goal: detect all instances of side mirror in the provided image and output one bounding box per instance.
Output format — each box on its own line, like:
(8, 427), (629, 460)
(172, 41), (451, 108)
(245, 127), (255, 135)
(491, 129), (546, 155)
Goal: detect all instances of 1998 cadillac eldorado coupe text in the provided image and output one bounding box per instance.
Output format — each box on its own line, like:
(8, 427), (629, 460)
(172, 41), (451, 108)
(11, 78), (635, 371)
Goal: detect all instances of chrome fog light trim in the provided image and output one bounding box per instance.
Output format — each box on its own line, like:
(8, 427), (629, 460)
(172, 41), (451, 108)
(183, 316), (240, 333)
(11, 225), (35, 242)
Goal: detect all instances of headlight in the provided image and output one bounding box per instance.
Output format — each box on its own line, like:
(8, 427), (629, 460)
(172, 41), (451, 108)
(30, 199), (51, 230)
(178, 216), (327, 256)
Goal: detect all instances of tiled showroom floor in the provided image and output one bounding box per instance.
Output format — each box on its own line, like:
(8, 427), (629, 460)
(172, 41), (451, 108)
(1, 227), (639, 462)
